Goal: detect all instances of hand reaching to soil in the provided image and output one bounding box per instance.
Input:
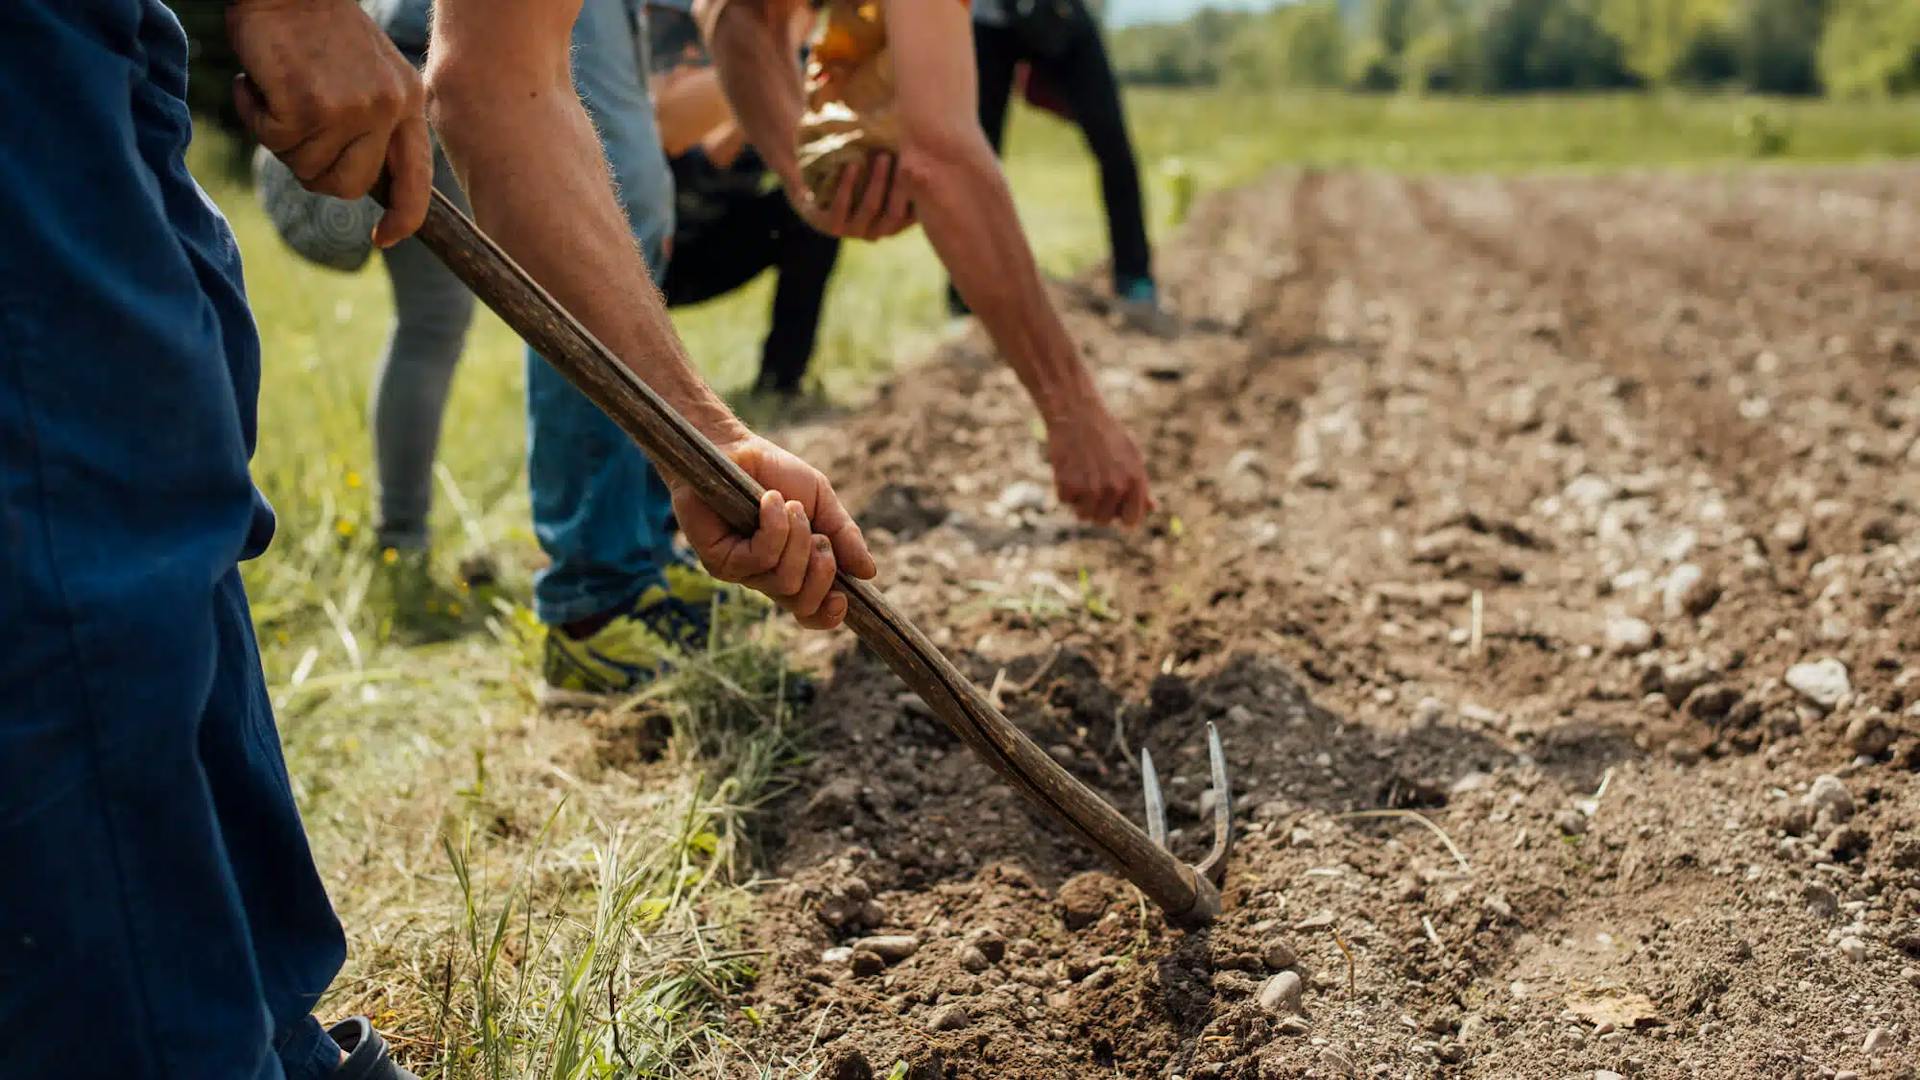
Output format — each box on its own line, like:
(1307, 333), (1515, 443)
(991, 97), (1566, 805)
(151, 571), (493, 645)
(1045, 406), (1155, 527)
(671, 434), (877, 630)
(227, 0), (430, 246)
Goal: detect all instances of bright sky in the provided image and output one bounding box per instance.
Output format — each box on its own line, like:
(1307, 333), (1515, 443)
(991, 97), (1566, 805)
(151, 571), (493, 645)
(1104, 0), (1280, 27)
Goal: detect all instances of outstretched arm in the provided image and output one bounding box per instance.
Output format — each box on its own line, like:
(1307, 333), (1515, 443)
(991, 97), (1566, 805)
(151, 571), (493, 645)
(884, 0), (1152, 526)
(694, 0), (809, 196)
(428, 0), (873, 627)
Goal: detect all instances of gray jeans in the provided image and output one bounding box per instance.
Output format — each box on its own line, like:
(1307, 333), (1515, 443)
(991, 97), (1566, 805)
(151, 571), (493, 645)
(371, 143), (475, 551)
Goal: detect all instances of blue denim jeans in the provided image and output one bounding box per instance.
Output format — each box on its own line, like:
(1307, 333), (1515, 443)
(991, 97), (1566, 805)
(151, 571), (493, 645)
(0, 1), (344, 1076)
(527, 0), (681, 623)
(374, 0), (680, 623)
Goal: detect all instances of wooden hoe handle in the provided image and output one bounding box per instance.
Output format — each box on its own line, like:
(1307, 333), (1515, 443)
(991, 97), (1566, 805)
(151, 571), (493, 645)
(406, 188), (1221, 926)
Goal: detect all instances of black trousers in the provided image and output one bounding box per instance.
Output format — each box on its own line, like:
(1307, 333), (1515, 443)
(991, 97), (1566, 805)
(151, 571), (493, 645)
(973, 20), (1152, 287)
(663, 186), (841, 392)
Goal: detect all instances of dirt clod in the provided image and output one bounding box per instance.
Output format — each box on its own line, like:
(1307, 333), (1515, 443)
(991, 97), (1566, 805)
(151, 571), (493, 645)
(1056, 872), (1122, 931)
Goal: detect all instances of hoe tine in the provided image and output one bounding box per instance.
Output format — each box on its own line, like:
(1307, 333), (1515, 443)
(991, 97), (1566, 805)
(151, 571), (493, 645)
(1194, 723), (1234, 884)
(1141, 746), (1168, 849)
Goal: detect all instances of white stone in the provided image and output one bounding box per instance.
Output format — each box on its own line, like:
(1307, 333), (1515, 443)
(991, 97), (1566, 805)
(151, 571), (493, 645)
(1605, 616), (1655, 655)
(1807, 775), (1855, 823)
(1258, 971), (1304, 1014)
(1785, 657), (1850, 709)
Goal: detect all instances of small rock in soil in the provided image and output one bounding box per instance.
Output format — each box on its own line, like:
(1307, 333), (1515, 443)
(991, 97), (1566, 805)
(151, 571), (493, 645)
(926, 1004), (970, 1032)
(1904, 966), (1920, 989)
(1839, 936), (1867, 962)
(1845, 712), (1894, 757)
(1825, 824), (1870, 861)
(963, 926), (1007, 963)
(1807, 774), (1856, 824)
(1766, 511), (1812, 545)
(956, 945), (990, 973)
(1684, 683), (1742, 721)
(1658, 654), (1717, 705)
(822, 946), (853, 965)
(989, 481), (1050, 518)
(850, 949), (886, 977)
(1785, 657), (1850, 710)
(1803, 883), (1841, 919)
(1606, 616), (1656, 656)
(853, 934), (918, 963)
(1663, 563), (1720, 617)
(1262, 939), (1298, 971)
(1556, 809), (1590, 836)
(1277, 1015), (1312, 1036)
(1773, 517), (1810, 552)
(1258, 971), (1304, 1014)
(1293, 912), (1335, 931)
(1863, 1027), (1890, 1055)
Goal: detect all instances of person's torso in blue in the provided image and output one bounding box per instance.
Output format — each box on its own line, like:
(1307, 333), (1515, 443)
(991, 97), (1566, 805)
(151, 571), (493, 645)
(1, 0), (275, 626)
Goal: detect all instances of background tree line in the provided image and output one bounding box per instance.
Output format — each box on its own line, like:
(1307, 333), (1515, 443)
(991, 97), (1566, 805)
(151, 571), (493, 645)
(1109, 0), (1920, 95)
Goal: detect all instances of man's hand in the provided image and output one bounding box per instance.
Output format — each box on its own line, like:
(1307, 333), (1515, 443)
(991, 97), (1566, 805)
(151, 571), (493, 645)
(1044, 406), (1155, 527)
(670, 435), (877, 630)
(227, 0), (430, 245)
(784, 152), (916, 241)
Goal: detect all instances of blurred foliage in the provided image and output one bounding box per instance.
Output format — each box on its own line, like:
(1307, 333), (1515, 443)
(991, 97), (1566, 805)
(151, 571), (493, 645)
(170, 0), (1920, 105)
(1108, 0), (1920, 96)
(1819, 0), (1920, 96)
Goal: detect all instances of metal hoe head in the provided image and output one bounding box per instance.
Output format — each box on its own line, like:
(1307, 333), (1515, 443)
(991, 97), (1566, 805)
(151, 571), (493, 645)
(1140, 722), (1235, 894)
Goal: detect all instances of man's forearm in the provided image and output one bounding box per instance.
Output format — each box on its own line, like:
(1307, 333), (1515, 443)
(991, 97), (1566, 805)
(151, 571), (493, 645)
(908, 135), (1097, 421)
(697, 0), (807, 190)
(426, 59), (748, 457)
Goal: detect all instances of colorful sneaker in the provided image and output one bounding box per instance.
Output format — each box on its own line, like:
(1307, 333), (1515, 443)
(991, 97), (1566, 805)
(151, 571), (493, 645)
(540, 564), (731, 697)
(373, 547), (468, 642)
(1114, 275), (1178, 339)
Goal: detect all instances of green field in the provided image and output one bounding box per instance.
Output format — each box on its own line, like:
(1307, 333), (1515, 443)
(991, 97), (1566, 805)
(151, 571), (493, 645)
(203, 89), (1920, 1076)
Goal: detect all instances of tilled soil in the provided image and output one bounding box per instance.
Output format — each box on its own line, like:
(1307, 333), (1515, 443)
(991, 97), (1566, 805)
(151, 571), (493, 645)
(727, 167), (1920, 1078)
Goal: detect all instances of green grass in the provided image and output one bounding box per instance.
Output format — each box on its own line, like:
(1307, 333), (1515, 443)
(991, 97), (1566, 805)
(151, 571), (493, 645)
(200, 87), (1920, 1076)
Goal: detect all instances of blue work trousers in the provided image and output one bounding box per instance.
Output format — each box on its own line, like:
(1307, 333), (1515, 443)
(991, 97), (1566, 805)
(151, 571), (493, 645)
(0, 1), (345, 1077)
(371, 0), (682, 623)
(524, 0), (682, 623)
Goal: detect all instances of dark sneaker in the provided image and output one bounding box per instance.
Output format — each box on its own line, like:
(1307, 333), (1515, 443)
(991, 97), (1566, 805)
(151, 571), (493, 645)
(373, 547), (470, 641)
(327, 1017), (417, 1080)
(1114, 275), (1178, 339)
